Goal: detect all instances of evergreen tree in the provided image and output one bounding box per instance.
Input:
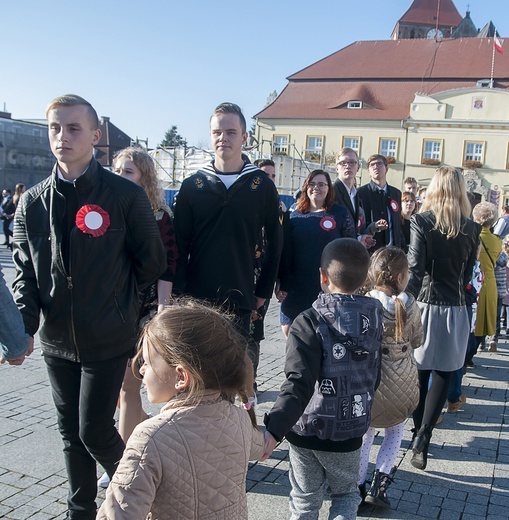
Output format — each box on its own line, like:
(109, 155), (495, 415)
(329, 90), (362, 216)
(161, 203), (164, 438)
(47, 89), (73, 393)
(160, 125), (186, 147)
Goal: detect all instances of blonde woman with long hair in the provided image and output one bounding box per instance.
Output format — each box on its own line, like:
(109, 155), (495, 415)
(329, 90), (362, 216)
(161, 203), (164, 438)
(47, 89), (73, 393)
(97, 146), (177, 488)
(406, 166), (481, 470)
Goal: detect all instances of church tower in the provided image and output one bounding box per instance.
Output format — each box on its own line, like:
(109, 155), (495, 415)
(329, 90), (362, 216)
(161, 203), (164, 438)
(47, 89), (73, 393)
(390, 0), (463, 40)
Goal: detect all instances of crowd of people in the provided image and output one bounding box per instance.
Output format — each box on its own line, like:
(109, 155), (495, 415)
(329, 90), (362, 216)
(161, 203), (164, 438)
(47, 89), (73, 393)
(0, 93), (505, 520)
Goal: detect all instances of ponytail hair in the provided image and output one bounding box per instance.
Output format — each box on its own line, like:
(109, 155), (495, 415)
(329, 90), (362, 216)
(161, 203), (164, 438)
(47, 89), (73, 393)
(368, 247), (408, 341)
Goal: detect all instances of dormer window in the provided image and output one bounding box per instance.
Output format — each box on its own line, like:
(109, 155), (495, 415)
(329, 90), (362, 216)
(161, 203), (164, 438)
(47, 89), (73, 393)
(476, 79), (491, 88)
(347, 101), (363, 109)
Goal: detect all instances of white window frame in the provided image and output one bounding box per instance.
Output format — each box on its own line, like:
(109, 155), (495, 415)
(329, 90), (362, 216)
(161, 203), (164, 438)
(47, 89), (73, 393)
(379, 138), (398, 157)
(272, 134), (289, 155)
(347, 101), (363, 109)
(464, 141), (484, 163)
(305, 135), (324, 162)
(342, 136), (361, 154)
(422, 139), (443, 161)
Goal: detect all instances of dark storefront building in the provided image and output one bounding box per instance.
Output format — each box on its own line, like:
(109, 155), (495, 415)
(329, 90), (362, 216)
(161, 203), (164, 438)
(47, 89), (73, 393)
(0, 111), (132, 191)
(0, 111), (53, 191)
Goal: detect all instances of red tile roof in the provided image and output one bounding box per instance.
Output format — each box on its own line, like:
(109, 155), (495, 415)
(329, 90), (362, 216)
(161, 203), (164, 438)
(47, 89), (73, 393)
(256, 38), (509, 121)
(398, 0), (462, 26)
(256, 81), (509, 121)
(287, 39), (509, 81)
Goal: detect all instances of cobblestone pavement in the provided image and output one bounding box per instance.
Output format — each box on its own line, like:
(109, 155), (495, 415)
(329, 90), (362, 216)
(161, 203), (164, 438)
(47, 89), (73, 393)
(0, 246), (508, 519)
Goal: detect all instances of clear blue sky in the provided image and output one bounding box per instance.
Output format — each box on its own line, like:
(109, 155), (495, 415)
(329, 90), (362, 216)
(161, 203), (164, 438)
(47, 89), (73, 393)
(2, 0), (507, 148)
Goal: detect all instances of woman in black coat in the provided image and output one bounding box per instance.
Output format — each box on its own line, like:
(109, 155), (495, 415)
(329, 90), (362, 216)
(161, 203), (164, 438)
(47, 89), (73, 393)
(407, 166), (481, 470)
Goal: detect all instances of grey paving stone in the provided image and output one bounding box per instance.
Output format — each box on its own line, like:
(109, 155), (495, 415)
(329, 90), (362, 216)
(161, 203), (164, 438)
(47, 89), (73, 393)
(446, 489), (467, 501)
(416, 504), (440, 519)
(26, 494), (57, 509)
(40, 501), (68, 516)
(429, 485), (449, 498)
(397, 499), (420, 514)
(0, 483), (20, 501)
(463, 502), (488, 516)
(21, 483), (51, 497)
(38, 475), (66, 488)
(441, 497), (465, 512)
(410, 482), (432, 495)
(29, 513), (56, 520)
(488, 503), (509, 516)
(422, 494), (443, 507)
(0, 504), (13, 517)
(467, 492), (490, 505)
(489, 492), (509, 506)
(2, 504), (39, 519)
(439, 509), (464, 520)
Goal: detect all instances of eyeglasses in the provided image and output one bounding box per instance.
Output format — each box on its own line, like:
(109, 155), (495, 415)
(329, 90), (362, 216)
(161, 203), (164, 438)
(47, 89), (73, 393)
(308, 182), (328, 189)
(369, 161), (386, 168)
(337, 160), (358, 167)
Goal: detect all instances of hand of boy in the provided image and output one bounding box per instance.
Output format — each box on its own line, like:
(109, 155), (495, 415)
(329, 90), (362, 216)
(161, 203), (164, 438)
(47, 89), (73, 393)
(259, 431), (278, 461)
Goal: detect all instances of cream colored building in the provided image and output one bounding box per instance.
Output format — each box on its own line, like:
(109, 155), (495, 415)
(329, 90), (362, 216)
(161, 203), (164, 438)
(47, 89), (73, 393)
(255, 1), (509, 205)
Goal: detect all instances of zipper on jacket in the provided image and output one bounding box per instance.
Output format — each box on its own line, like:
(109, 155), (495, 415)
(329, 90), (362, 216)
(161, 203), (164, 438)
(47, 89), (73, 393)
(55, 179), (81, 362)
(114, 290), (127, 324)
(67, 254), (80, 362)
(68, 184), (81, 362)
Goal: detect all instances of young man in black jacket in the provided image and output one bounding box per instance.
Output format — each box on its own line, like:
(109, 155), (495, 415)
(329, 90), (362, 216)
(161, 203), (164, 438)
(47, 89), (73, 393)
(174, 103), (283, 379)
(11, 94), (166, 520)
(357, 154), (404, 252)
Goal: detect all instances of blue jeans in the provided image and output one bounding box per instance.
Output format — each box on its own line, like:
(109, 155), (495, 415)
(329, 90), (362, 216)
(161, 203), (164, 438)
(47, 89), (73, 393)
(448, 368), (463, 403)
(45, 354), (127, 519)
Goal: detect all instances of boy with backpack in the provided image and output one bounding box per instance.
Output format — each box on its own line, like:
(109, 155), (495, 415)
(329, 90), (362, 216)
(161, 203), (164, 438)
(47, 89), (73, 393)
(261, 238), (383, 519)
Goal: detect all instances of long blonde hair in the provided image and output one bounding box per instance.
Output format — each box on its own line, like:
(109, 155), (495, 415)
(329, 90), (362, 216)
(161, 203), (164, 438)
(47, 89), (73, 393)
(113, 147), (167, 216)
(421, 166), (471, 239)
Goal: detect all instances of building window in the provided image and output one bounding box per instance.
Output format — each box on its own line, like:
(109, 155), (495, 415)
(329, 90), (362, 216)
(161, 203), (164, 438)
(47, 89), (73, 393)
(342, 136), (360, 154)
(463, 141), (484, 167)
(347, 101), (362, 109)
(379, 138), (397, 158)
(421, 139), (442, 164)
(273, 135), (289, 155)
(33, 128), (43, 137)
(305, 135), (324, 162)
(506, 144), (509, 170)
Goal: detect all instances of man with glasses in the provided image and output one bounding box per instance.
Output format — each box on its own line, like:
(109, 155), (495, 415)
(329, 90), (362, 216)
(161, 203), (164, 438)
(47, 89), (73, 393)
(333, 147), (376, 249)
(357, 154), (403, 252)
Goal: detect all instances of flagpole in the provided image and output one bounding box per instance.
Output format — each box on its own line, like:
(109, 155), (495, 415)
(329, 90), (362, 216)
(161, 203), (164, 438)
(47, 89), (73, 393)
(490, 33), (496, 88)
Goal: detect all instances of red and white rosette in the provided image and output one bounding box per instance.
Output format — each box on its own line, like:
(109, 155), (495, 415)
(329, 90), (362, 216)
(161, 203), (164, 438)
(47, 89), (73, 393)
(75, 204), (110, 237)
(320, 216), (336, 232)
(390, 200), (400, 213)
(357, 217), (364, 230)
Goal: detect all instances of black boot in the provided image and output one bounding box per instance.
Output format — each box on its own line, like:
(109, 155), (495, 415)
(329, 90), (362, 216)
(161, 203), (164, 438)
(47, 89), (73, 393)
(411, 425), (431, 470)
(358, 482), (368, 511)
(365, 468), (395, 508)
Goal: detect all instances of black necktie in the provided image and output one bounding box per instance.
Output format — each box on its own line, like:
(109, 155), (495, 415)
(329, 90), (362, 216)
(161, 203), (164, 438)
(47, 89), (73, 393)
(378, 190), (390, 244)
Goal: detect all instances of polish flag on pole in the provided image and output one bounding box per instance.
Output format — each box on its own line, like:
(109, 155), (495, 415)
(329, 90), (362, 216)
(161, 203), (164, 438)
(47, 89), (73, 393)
(494, 35), (504, 54)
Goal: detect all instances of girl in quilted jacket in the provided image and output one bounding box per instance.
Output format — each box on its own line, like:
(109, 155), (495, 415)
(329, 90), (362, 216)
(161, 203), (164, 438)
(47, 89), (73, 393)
(358, 247), (423, 509)
(97, 302), (264, 520)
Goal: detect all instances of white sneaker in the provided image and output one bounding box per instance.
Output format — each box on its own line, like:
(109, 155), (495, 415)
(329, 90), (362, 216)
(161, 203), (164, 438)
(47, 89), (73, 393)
(98, 472), (110, 489)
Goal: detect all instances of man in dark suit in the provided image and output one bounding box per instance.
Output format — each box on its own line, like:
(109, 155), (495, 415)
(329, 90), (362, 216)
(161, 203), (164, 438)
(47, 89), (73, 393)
(357, 154), (404, 252)
(333, 147), (375, 249)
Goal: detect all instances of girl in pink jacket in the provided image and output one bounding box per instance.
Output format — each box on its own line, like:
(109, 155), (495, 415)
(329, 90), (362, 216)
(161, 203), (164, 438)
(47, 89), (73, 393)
(97, 302), (263, 520)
